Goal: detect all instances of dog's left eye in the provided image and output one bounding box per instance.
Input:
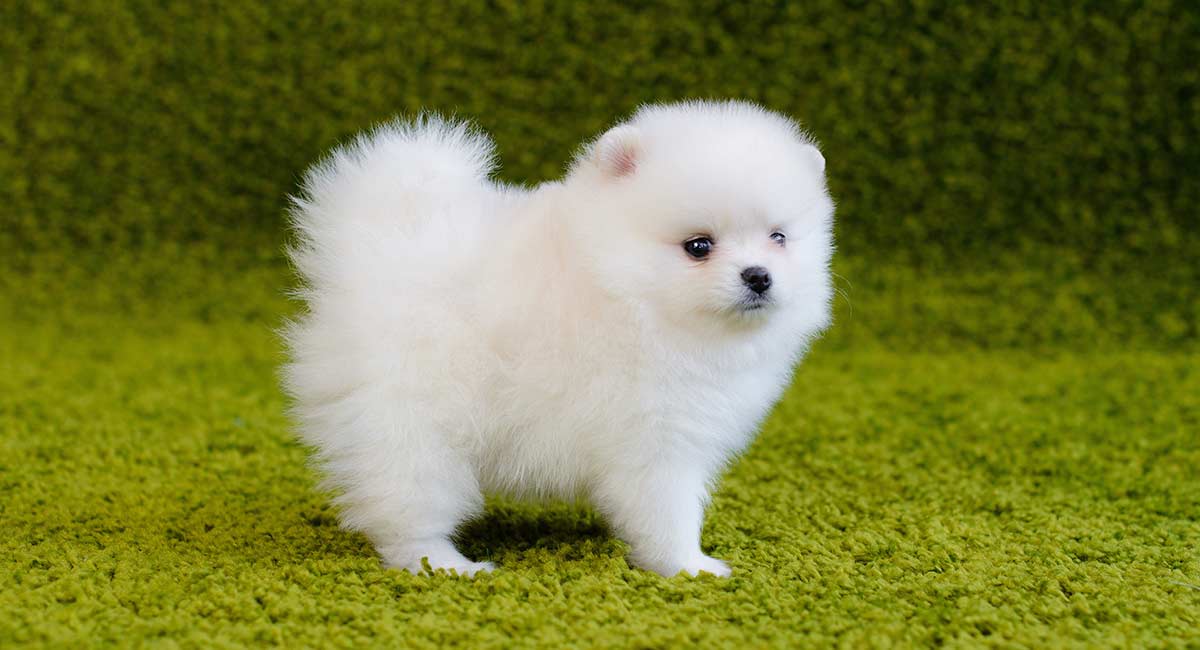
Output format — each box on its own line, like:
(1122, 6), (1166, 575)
(770, 232), (787, 246)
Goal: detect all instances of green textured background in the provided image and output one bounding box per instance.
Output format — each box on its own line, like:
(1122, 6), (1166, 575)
(5, 0), (1198, 346)
(2, 1), (1197, 647)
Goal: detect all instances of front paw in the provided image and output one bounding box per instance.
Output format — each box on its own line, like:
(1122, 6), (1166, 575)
(682, 554), (731, 577)
(633, 553), (731, 578)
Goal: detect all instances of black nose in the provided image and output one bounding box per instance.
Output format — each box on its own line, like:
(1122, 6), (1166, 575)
(741, 266), (772, 295)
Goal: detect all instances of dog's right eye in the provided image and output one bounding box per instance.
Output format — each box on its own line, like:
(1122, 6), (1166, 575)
(682, 237), (713, 259)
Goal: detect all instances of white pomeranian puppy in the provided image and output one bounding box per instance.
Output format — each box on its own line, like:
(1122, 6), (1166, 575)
(283, 100), (834, 577)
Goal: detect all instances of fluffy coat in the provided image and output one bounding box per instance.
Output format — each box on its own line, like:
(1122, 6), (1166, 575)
(283, 100), (834, 577)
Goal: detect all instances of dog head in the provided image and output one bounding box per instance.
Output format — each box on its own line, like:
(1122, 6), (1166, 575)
(564, 100), (834, 342)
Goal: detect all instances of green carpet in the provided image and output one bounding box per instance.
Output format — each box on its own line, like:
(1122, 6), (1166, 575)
(2, 273), (1197, 647)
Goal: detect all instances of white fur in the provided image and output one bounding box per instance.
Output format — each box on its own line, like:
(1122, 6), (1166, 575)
(282, 101), (834, 577)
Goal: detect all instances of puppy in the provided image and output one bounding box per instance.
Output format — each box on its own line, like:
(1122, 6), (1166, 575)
(283, 100), (834, 577)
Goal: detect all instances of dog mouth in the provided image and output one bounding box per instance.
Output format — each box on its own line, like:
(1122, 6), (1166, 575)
(736, 294), (774, 313)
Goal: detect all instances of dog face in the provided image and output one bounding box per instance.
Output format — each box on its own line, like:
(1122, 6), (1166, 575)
(566, 101), (834, 339)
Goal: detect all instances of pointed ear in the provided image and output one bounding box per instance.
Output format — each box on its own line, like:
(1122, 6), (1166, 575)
(804, 144), (826, 174)
(590, 125), (641, 178)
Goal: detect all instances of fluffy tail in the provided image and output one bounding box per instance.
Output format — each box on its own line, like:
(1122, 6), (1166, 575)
(286, 114), (497, 294)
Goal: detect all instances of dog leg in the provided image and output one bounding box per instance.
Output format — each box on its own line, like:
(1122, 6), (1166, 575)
(313, 402), (492, 577)
(593, 459), (730, 577)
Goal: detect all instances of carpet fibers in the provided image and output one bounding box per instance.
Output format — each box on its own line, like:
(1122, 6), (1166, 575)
(2, 283), (1197, 647)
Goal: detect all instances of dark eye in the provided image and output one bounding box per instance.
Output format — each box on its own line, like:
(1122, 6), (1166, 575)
(682, 237), (713, 259)
(770, 231), (787, 246)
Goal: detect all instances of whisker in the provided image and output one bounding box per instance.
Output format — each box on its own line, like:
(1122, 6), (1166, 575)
(831, 271), (853, 319)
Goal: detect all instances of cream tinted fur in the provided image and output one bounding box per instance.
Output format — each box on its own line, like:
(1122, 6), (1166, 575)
(283, 100), (834, 577)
